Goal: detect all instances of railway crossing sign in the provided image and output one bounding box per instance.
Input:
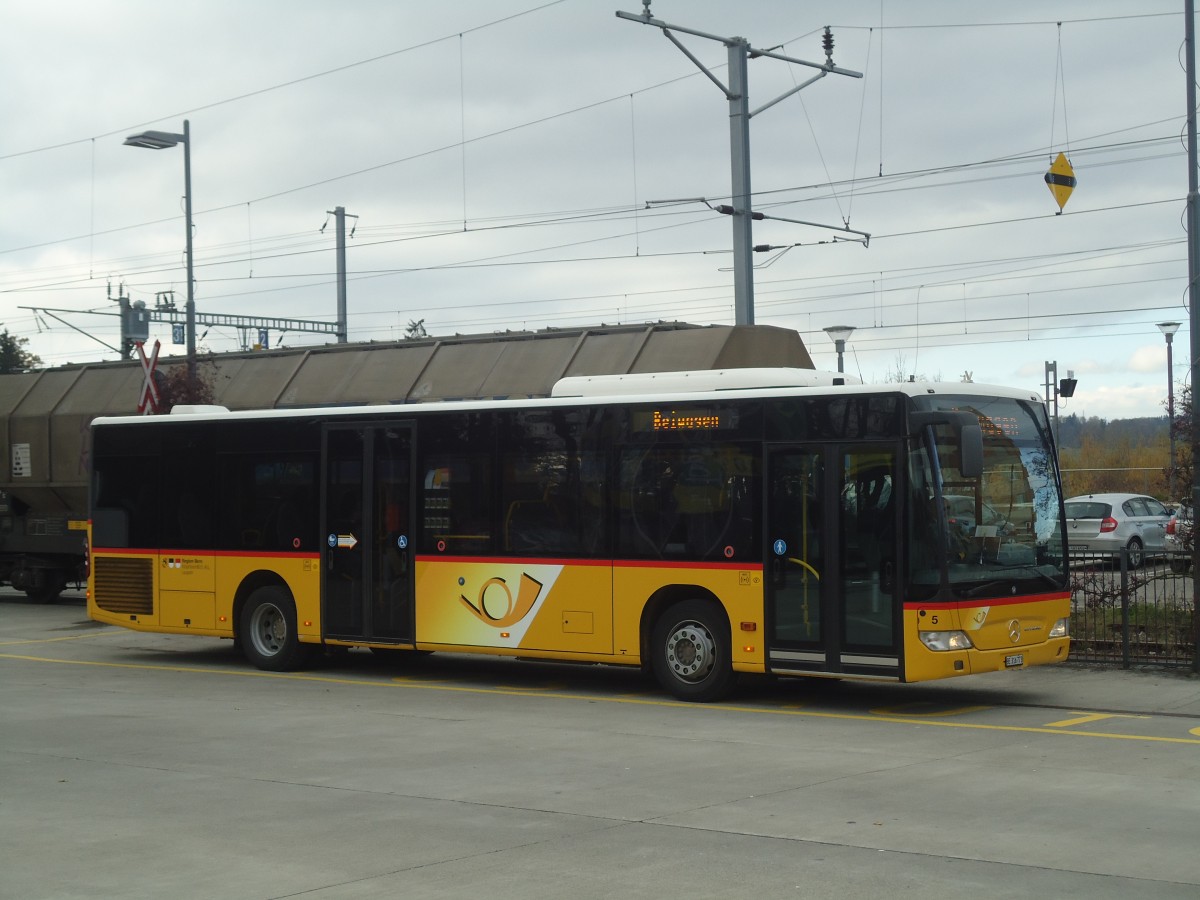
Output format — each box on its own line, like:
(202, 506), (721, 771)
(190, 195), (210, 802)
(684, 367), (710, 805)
(1044, 152), (1076, 213)
(136, 340), (161, 415)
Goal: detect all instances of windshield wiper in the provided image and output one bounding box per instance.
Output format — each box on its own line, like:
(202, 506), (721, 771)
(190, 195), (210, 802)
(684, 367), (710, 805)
(958, 567), (1064, 599)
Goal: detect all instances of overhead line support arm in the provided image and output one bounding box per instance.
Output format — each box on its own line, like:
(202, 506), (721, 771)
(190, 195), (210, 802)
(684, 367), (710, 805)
(616, 7), (863, 326)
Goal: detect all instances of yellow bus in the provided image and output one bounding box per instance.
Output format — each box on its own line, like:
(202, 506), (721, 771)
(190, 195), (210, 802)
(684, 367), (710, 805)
(87, 369), (1070, 701)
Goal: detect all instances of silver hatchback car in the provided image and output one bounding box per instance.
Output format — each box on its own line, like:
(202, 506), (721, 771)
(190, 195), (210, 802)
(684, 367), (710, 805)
(1064, 492), (1171, 568)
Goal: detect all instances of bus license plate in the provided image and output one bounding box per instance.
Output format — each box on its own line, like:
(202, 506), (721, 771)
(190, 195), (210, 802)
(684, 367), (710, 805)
(1004, 654), (1024, 668)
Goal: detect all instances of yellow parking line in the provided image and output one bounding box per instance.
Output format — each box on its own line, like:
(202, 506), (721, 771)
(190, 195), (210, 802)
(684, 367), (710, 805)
(0, 630), (118, 647)
(3, 651), (1200, 745)
(1046, 712), (1149, 728)
(870, 702), (992, 718)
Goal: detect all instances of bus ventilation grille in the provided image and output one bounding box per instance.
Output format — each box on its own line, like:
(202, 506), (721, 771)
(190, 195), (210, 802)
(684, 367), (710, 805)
(94, 557), (154, 615)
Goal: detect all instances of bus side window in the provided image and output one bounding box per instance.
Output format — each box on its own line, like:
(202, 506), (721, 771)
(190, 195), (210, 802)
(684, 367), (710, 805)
(617, 445), (758, 561)
(419, 455), (492, 554)
(176, 492), (211, 547)
(92, 507), (129, 548)
(499, 409), (604, 557)
(92, 454), (160, 549)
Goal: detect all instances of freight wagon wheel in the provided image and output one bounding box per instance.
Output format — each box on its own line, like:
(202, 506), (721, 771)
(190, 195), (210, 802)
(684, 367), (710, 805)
(240, 586), (309, 672)
(651, 599), (735, 702)
(25, 573), (65, 604)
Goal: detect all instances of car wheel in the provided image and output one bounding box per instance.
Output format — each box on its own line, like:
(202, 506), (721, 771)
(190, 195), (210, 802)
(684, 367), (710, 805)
(1125, 537), (1144, 569)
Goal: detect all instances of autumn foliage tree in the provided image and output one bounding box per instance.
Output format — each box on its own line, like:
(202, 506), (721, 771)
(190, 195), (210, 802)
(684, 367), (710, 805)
(0, 328), (41, 374)
(152, 359), (217, 412)
(1169, 381), (1194, 504)
(1058, 432), (1171, 498)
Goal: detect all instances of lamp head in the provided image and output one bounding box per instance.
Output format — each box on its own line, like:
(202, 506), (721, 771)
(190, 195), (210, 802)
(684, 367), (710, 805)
(1157, 321), (1182, 338)
(124, 130), (185, 150)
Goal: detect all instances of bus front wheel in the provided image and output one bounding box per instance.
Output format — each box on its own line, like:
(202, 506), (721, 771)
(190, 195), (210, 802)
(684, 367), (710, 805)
(651, 600), (735, 702)
(240, 587), (309, 672)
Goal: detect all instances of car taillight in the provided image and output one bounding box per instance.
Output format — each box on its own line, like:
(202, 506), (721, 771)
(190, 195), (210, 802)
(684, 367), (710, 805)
(1100, 516), (1118, 533)
(1168, 518), (1177, 535)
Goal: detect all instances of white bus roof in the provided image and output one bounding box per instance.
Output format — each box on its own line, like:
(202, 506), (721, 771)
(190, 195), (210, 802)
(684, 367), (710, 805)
(92, 371), (1044, 429)
(551, 367), (860, 397)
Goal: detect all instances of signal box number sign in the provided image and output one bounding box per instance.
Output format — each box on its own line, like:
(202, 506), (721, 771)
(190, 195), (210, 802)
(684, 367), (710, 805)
(11, 443), (30, 478)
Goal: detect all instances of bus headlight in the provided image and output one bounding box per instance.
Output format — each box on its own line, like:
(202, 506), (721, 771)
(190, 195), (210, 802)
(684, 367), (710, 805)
(919, 630), (974, 652)
(1048, 617), (1070, 638)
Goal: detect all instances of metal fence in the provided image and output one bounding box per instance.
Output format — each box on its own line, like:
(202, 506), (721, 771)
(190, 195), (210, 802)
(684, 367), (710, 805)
(1069, 549), (1196, 668)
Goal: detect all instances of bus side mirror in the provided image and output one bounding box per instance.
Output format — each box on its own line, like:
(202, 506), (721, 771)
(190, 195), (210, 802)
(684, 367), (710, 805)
(911, 411), (983, 479)
(959, 424), (983, 479)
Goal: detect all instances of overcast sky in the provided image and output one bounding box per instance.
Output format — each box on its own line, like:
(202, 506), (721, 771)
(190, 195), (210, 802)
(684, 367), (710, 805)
(0, 1), (1192, 421)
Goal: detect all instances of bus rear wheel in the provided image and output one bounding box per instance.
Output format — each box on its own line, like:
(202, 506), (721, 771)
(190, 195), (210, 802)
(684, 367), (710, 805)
(240, 587), (309, 672)
(651, 600), (735, 702)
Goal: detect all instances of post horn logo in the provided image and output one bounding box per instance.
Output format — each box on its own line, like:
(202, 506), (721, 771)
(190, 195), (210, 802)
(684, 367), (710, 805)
(460, 573), (544, 628)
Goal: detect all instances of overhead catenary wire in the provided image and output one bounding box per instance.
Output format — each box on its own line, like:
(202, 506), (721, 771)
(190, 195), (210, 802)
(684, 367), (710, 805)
(0, 125), (1181, 284)
(3, 4), (1190, 384)
(1050, 22), (1073, 159)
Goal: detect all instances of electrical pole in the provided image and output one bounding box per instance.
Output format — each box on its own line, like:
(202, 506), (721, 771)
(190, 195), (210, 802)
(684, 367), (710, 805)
(327, 206), (357, 344)
(617, 3), (862, 325)
(1045, 361), (1061, 451)
(1184, 0), (1200, 673)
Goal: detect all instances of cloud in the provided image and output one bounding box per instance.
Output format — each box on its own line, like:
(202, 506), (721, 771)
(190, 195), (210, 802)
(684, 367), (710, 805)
(1070, 382), (1167, 421)
(1128, 343), (1167, 374)
(0, 2), (1192, 421)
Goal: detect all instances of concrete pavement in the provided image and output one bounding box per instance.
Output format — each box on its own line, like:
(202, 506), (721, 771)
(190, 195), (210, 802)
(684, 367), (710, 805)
(3, 593), (1199, 899)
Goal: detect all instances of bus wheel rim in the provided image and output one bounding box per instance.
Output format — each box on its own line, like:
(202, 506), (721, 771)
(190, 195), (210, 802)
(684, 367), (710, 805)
(665, 621), (716, 683)
(251, 603), (285, 656)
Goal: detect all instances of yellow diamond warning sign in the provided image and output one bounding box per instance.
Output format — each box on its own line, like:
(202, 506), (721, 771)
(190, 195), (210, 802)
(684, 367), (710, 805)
(1044, 152), (1076, 213)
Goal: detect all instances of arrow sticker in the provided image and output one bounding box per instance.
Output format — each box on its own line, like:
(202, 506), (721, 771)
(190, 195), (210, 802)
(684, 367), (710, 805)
(336, 534), (358, 549)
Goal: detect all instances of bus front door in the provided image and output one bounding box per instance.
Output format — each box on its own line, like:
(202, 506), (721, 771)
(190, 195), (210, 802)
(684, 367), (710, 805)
(766, 445), (900, 678)
(323, 423), (414, 644)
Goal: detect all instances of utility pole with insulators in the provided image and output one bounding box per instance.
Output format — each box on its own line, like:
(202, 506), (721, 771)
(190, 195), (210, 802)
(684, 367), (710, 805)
(324, 206), (358, 343)
(617, 3), (863, 325)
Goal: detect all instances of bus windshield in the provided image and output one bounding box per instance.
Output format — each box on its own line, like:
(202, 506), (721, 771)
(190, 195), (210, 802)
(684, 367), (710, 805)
(907, 395), (1066, 600)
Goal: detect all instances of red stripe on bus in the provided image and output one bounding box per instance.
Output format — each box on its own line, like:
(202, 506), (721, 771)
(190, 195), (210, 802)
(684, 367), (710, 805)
(414, 555), (762, 571)
(617, 559), (762, 571)
(903, 592), (1069, 610)
(414, 555), (611, 567)
(92, 547), (320, 560)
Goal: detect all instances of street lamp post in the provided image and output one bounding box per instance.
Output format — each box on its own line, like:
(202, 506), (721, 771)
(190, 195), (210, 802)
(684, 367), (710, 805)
(124, 120), (195, 382)
(823, 325), (855, 374)
(1158, 321), (1182, 500)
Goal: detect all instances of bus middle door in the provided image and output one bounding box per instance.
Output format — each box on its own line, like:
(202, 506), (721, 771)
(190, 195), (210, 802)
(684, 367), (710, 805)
(323, 423), (415, 644)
